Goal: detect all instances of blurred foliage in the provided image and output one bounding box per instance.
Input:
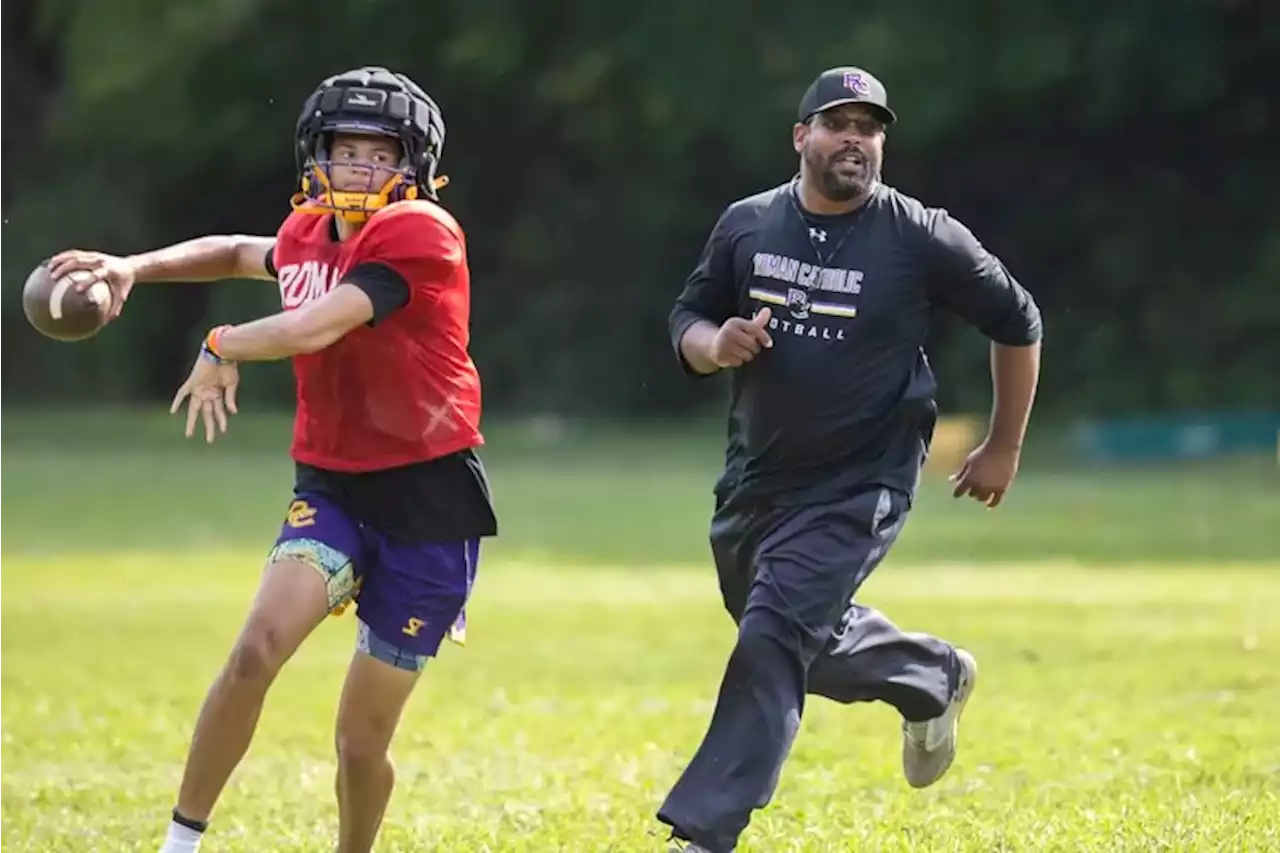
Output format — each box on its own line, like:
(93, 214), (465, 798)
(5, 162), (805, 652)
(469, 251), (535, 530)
(3, 0), (1278, 416)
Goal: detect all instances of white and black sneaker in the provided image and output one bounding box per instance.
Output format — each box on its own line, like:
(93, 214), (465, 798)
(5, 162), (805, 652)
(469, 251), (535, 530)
(901, 647), (978, 789)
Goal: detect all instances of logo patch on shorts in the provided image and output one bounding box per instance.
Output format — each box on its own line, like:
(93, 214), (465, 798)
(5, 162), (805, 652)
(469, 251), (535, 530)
(286, 499), (318, 528)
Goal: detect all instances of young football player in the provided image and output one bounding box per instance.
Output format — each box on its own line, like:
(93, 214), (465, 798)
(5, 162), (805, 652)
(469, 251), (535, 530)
(49, 66), (496, 853)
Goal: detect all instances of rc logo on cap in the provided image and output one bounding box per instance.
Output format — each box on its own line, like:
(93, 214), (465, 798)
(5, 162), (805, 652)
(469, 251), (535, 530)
(843, 71), (871, 96)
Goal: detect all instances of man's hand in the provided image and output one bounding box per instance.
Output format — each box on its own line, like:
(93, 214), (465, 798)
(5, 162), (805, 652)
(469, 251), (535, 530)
(709, 307), (774, 368)
(170, 354), (240, 443)
(950, 439), (1021, 508)
(47, 250), (137, 322)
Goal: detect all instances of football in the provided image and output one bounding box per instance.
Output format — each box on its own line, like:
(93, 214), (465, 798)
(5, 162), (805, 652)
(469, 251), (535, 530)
(22, 262), (113, 342)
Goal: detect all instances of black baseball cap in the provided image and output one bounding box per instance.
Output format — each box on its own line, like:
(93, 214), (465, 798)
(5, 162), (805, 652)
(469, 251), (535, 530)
(798, 66), (897, 126)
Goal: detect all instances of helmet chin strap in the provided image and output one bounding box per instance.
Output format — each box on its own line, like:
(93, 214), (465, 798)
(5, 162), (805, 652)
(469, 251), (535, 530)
(290, 167), (451, 223)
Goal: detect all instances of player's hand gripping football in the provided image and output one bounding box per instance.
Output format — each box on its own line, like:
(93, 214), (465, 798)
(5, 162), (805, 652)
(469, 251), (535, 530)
(950, 439), (1021, 508)
(171, 353), (240, 444)
(710, 307), (774, 368)
(46, 250), (136, 322)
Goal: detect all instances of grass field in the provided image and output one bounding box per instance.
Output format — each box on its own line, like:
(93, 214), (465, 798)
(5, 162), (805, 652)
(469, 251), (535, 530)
(3, 409), (1279, 852)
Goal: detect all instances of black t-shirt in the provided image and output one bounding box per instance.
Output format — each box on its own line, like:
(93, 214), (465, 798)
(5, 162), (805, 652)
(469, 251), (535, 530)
(669, 179), (1043, 509)
(265, 237), (499, 544)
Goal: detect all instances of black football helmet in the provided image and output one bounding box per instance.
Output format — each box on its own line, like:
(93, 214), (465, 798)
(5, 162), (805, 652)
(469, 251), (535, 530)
(291, 66), (447, 223)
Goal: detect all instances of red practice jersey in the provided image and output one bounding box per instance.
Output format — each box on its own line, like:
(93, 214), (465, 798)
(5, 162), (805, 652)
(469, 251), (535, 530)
(271, 200), (484, 472)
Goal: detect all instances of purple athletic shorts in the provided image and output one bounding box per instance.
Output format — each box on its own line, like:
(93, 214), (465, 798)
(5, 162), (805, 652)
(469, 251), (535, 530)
(267, 492), (479, 661)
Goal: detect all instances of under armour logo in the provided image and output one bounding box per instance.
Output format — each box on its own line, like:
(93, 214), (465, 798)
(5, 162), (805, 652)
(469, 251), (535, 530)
(809, 227), (827, 242)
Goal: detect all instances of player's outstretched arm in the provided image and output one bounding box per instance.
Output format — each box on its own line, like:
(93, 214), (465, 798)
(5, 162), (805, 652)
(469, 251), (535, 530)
(51, 235), (276, 286)
(203, 284), (377, 362)
(129, 235), (278, 283)
(48, 236), (277, 321)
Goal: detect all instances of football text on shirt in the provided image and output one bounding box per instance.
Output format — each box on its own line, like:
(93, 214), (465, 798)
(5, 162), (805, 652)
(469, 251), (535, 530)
(748, 251), (862, 339)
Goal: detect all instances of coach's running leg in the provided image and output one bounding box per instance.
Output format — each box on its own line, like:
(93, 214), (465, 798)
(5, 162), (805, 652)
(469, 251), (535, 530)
(807, 604), (955, 715)
(800, 497), (975, 791)
(655, 484), (962, 850)
(659, 489), (918, 852)
(715, 489), (975, 792)
(159, 558), (331, 852)
(334, 622), (423, 853)
(707, 491), (960, 723)
(808, 602), (976, 788)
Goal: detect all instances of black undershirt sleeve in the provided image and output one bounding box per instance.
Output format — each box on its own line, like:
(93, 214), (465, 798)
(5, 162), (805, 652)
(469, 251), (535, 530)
(343, 262), (412, 326)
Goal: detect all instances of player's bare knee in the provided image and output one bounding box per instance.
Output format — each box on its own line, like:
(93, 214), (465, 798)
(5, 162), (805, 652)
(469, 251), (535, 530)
(334, 718), (395, 767)
(228, 623), (290, 683)
(334, 681), (404, 755)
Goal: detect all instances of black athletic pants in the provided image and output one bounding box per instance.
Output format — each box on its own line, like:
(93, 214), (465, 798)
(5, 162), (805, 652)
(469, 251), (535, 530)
(657, 486), (960, 853)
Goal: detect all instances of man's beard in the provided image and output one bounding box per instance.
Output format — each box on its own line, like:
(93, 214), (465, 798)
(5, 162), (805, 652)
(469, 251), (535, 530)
(805, 145), (875, 202)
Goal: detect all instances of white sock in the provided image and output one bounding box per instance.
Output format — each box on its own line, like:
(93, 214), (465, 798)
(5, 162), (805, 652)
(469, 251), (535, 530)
(159, 817), (205, 853)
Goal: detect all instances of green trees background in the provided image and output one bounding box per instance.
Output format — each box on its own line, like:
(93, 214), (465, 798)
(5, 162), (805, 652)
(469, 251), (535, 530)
(4, 0), (1277, 417)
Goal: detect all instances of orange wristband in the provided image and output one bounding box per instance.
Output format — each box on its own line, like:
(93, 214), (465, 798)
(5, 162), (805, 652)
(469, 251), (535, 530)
(207, 325), (231, 357)
(202, 325), (231, 363)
